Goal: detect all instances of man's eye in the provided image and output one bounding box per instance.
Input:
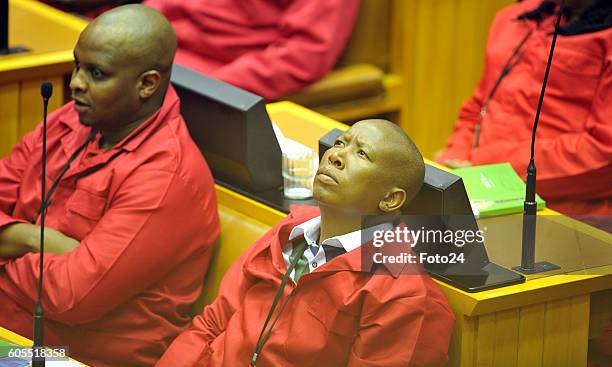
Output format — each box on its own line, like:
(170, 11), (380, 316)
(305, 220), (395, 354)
(358, 150), (369, 159)
(334, 140), (344, 147)
(90, 69), (103, 79)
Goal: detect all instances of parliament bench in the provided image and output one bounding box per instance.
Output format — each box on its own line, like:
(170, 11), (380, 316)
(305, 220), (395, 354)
(284, 0), (403, 123)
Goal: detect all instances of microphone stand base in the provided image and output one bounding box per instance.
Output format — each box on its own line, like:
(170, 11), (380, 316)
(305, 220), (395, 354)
(512, 261), (560, 275)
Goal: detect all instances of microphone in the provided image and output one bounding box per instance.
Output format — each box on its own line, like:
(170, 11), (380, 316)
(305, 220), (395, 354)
(513, 0), (564, 274)
(33, 81), (53, 366)
(41, 81), (53, 102)
(32, 81), (98, 366)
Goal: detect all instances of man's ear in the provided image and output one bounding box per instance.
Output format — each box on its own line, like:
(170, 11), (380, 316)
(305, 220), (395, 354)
(378, 187), (406, 213)
(137, 70), (161, 99)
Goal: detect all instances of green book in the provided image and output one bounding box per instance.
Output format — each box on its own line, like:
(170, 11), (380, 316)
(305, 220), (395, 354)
(0, 340), (20, 358)
(452, 163), (546, 217)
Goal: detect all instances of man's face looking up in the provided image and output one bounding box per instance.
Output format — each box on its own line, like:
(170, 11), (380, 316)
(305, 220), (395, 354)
(314, 121), (411, 214)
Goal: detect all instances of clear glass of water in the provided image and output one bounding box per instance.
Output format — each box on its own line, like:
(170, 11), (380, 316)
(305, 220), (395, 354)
(282, 145), (316, 199)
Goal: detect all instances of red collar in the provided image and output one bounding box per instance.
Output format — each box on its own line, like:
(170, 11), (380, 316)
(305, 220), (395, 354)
(58, 85), (180, 154)
(260, 206), (418, 279)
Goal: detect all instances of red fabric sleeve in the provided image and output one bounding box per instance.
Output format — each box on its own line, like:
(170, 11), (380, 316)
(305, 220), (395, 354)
(155, 250), (254, 366)
(0, 127), (42, 266)
(347, 287), (453, 367)
(470, 59), (612, 200)
(143, 0), (166, 13)
(0, 127), (40, 229)
(210, 0), (360, 100)
(3, 166), (214, 325)
(435, 95), (483, 163)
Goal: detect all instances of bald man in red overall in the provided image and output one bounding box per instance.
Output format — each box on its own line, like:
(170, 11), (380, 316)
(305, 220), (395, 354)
(0, 6), (219, 366)
(157, 120), (455, 367)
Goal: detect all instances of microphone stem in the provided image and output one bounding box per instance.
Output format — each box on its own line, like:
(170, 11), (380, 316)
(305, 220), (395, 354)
(33, 97), (48, 366)
(517, 0), (564, 274)
(529, 1), (564, 161)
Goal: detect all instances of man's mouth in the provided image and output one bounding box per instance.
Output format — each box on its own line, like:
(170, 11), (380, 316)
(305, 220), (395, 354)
(72, 96), (90, 112)
(316, 167), (338, 184)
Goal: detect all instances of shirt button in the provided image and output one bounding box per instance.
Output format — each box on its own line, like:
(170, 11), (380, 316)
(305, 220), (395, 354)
(311, 262), (318, 268)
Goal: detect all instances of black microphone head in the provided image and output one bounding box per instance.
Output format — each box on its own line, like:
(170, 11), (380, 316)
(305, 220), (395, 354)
(41, 81), (53, 100)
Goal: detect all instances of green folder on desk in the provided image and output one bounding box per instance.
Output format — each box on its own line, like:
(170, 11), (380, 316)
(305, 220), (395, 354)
(452, 163), (546, 217)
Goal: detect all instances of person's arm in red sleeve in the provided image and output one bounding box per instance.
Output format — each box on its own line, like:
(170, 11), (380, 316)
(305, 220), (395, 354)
(143, 0), (167, 14)
(3, 164), (218, 325)
(0, 127), (40, 230)
(155, 249), (254, 367)
(436, 89), (485, 164)
(211, 0), (360, 100)
(0, 126), (42, 264)
(347, 288), (454, 367)
(0, 111), (82, 261)
(470, 61), (612, 200)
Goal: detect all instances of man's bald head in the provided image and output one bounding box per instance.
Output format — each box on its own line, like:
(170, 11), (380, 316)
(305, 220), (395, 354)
(70, 5), (177, 136)
(83, 4), (177, 81)
(355, 119), (425, 207)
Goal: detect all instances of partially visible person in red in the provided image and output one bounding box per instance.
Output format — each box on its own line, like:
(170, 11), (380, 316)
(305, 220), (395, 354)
(0, 5), (219, 366)
(144, 0), (360, 100)
(156, 120), (455, 367)
(436, 0), (612, 218)
(40, 0), (136, 18)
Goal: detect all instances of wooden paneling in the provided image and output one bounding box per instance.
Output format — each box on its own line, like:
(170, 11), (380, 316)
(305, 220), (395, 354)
(476, 313), (496, 366)
(493, 308), (520, 366)
(449, 294), (590, 367)
(517, 303), (545, 367)
(397, 0), (515, 158)
(567, 295), (590, 367)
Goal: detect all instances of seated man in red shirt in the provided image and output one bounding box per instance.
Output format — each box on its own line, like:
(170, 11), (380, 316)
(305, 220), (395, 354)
(0, 5), (220, 366)
(157, 119), (455, 367)
(436, 0), (612, 218)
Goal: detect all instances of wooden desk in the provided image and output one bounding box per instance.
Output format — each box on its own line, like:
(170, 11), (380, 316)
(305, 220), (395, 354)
(213, 101), (611, 367)
(0, 0), (87, 157)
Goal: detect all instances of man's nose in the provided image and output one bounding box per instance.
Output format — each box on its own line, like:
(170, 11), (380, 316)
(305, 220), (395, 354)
(329, 149), (344, 169)
(69, 68), (87, 93)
